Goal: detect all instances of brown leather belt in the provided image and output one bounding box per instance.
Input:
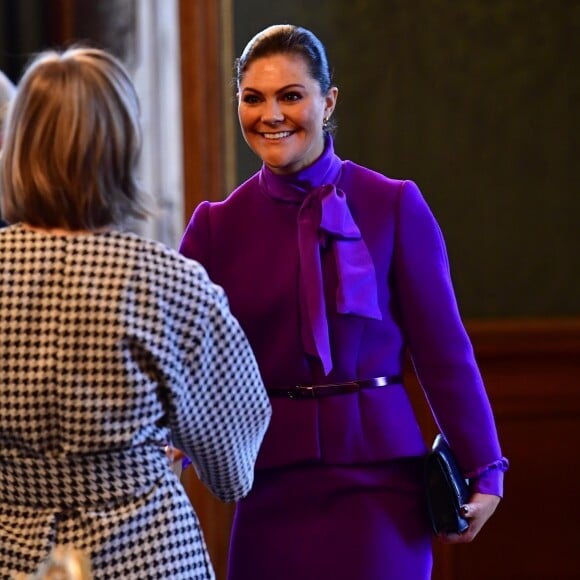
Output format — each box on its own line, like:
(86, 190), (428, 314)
(266, 375), (402, 399)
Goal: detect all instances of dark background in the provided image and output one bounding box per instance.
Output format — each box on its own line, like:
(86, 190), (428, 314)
(233, 0), (579, 319)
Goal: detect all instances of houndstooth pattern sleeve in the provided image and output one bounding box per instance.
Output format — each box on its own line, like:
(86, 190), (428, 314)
(0, 227), (271, 503)
(125, 236), (272, 502)
(0, 226), (271, 578)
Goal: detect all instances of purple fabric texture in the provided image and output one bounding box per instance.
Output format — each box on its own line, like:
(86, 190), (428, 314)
(180, 136), (506, 491)
(260, 158), (381, 375)
(228, 461), (433, 580)
(179, 136), (508, 578)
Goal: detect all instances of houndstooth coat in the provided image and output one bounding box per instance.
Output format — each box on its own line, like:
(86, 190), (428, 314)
(0, 225), (271, 579)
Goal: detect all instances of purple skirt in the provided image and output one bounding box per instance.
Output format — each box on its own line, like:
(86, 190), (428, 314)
(227, 459), (433, 580)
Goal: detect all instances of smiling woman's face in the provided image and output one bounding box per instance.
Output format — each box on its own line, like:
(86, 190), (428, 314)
(237, 53), (337, 175)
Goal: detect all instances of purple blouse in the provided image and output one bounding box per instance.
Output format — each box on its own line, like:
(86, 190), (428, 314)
(180, 137), (508, 496)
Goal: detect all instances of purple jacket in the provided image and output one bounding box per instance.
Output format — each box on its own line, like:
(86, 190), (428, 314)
(180, 137), (507, 496)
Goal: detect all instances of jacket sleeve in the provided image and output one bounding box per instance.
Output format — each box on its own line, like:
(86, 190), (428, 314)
(179, 200), (211, 265)
(164, 250), (271, 502)
(393, 180), (508, 496)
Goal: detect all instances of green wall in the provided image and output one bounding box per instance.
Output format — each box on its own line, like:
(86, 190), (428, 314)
(0, 0), (48, 83)
(233, 0), (579, 318)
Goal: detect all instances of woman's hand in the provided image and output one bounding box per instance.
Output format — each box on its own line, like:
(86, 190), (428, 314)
(164, 446), (187, 463)
(439, 492), (501, 544)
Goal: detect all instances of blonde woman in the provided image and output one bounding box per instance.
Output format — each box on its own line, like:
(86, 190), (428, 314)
(0, 47), (271, 579)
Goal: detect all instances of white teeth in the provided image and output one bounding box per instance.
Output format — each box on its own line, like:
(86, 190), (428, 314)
(262, 131), (291, 140)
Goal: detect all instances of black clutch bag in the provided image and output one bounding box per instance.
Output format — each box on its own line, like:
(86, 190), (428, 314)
(424, 434), (470, 534)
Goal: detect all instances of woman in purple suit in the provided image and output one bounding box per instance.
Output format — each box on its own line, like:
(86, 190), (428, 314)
(180, 24), (508, 580)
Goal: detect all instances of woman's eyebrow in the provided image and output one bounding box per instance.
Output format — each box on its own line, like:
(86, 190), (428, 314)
(241, 83), (307, 95)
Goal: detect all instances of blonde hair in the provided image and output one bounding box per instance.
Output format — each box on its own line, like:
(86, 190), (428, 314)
(1, 47), (152, 229)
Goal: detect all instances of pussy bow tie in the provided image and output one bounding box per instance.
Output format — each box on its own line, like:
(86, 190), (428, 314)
(297, 183), (381, 375)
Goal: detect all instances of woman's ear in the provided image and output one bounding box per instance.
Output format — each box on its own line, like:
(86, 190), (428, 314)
(324, 86), (338, 118)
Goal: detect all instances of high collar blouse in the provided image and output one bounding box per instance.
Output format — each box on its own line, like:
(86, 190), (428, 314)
(257, 136), (381, 377)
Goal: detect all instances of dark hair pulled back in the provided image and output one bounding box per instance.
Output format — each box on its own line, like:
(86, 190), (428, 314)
(235, 24), (333, 95)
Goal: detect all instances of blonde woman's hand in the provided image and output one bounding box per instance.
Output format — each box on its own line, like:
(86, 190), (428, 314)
(439, 492), (501, 544)
(164, 446), (187, 463)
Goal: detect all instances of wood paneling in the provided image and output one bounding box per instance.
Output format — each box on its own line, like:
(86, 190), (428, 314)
(179, 0), (233, 224)
(178, 3), (235, 577)
(408, 318), (580, 580)
(181, 468), (235, 580)
(183, 318), (580, 579)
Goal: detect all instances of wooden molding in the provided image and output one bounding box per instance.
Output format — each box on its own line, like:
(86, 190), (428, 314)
(178, 7), (236, 577)
(179, 0), (234, 224)
(431, 317), (580, 579)
(466, 317), (580, 356)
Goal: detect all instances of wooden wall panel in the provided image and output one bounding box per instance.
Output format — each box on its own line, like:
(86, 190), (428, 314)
(181, 467), (235, 580)
(179, 0), (234, 224)
(410, 318), (580, 580)
(178, 2), (235, 579)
